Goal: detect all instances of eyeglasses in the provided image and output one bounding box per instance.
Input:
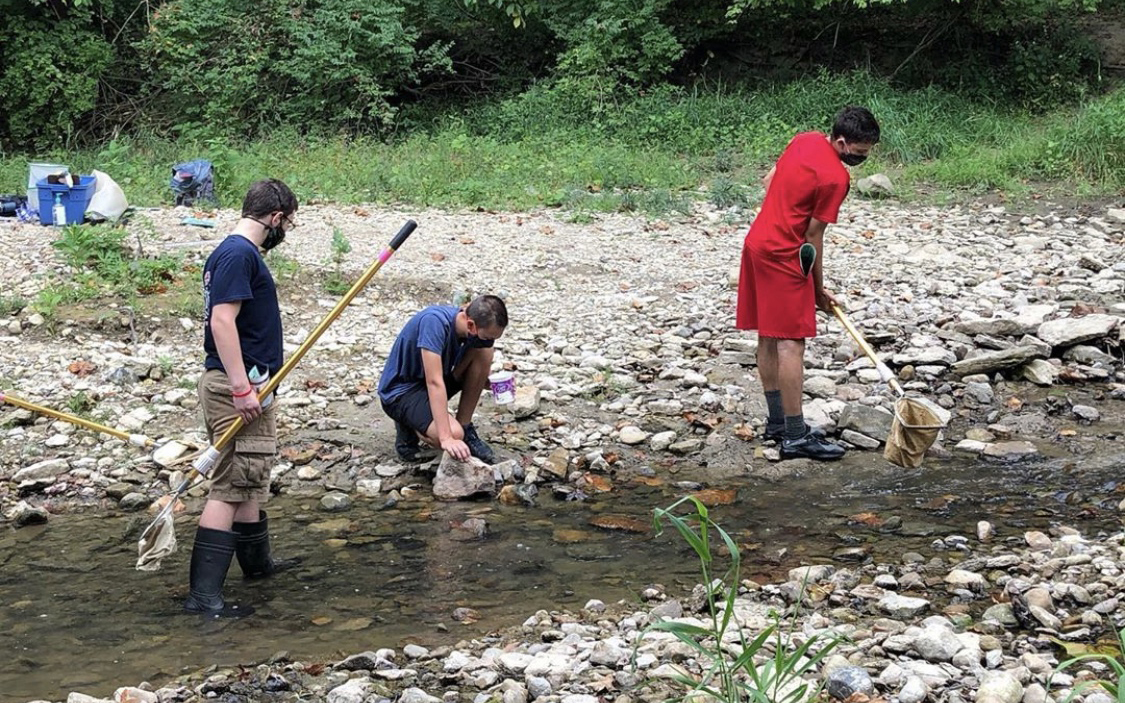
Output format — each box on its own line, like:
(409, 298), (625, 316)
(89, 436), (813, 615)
(283, 214), (299, 230)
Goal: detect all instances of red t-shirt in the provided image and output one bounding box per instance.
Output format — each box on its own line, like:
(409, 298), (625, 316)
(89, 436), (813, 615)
(747, 132), (850, 256)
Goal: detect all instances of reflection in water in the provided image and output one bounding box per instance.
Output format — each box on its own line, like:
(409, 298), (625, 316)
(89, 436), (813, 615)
(3, 451), (1122, 702)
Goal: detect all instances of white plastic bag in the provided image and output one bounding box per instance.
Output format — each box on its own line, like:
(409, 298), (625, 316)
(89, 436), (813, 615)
(87, 169), (128, 221)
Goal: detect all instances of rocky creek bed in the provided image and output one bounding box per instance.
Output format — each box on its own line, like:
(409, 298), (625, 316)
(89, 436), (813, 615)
(1, 197), (1123, 702)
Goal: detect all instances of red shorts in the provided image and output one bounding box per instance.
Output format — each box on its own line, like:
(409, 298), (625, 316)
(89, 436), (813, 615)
(736, 238), (816, 339)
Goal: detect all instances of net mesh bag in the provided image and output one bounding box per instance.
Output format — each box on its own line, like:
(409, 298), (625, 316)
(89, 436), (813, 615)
(884, 397), (947, 468)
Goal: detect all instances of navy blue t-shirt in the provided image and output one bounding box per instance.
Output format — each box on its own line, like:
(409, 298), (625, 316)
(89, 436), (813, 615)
(378, 305), (493, 403)
(202, 235), (283, 377)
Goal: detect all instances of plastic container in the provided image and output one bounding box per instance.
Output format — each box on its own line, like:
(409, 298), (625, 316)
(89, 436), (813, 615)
(52, 193), (66, 227)
(37, 175), (95, 226)
(27, 162), (68, 213)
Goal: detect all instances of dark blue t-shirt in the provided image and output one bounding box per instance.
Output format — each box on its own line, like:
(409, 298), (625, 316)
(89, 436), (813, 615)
(202, 235), (283, 377)
(378, 305), (493, 403)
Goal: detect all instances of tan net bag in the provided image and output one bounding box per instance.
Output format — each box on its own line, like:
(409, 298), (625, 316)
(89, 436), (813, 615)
(883, 396), (947, 468)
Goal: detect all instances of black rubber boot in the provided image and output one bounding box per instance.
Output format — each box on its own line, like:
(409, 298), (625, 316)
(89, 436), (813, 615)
(183, 527), (254, 617)
(233, 511), (300, 579)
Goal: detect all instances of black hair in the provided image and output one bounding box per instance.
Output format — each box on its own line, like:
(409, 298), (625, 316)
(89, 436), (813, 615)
(831, 106), (881, 145)
(466, 294), (508, 329)
(242, 178), (298, 219)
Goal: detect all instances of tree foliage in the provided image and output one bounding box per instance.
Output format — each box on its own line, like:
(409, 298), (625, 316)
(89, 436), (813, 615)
(0, 0), (1111, 147)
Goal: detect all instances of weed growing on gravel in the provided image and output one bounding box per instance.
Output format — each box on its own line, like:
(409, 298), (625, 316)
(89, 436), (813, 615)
(0, 295), (27, 316)
(66, 392), (95, 417)
(267, 250), (301, 281)
(34, 283), (92, 319)
(50, 224), (183, 297)
(1052, 627), (1125, 703)
(639, 496), (841, 703)
(709, 176), (751, 209)
(323, 227), (353, 295)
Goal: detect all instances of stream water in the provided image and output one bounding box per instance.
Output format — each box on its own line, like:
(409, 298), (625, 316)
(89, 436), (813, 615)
(3, 446), (1124, 703)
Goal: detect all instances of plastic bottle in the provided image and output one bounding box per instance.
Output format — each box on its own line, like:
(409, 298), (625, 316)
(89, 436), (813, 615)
(248, 366), (273, 409)
(52, 193), (66, 227)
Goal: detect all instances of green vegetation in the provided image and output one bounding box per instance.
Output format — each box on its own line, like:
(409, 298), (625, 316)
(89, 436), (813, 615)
(323, 227), (354, 296)
(1053, 628), (1125, 703)
(2, 74), (1122, 212)
(0, 0), (1120, 210)
(0, 295), (27, 317)
(640, 496), (842, 703)
(32, 223), (189, 320)
(65, 391), (95, 417)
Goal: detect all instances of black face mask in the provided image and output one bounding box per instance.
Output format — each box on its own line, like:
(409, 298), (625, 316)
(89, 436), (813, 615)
(254, 217), (287, 251)
(841, 152), (867, 167)
(262, 224), (286, 251)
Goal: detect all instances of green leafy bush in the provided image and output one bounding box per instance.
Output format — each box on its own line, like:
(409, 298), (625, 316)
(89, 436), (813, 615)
(142, 0), (452, 134)
(0, 18), (112, 148)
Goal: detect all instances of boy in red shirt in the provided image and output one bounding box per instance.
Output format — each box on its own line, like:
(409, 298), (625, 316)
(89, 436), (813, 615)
(737, 106), (881, 461)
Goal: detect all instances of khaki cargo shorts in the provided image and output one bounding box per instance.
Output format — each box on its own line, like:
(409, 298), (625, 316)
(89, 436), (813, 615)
(197, 368), (277, 504)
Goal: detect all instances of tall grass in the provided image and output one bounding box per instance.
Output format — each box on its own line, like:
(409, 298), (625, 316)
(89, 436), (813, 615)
(638, 496), (842, 703)
(1, 72), (1121, 212)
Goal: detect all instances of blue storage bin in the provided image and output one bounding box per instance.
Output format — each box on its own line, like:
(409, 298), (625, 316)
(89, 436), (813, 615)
(37, 176), (95, 226)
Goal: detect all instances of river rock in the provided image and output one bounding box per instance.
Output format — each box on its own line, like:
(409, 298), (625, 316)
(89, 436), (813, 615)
(589, 638), (630, 667)
(327, 678), (374, 703)
(841, 429), (880, 449)
(945, 569), (987, 592)
(1063, 345), (1117, 366)
(805, 376), (837, 398)
(789, 565), (835, 583)
(321, 492), (352, 512)
(978, 521), (993, 541)
(527, 677), (552, 699)
(510, 387), (541, 419)
(857, 173), (894, 197)
(826, 666), (875, 700)
(356, 479), (383, 497)
(5, 499), (49, 526)
(899, 676), (930, 703)
(433, 455), (496, 500)
(618, 426), (648, 445)
(400, 688), (442, 703)
(114, 687), (158, 703)
(982, 441), (1038, 461)
(1036, 315), (1118, 348)
(1019, 359), (1057, 385)
(838, 404), (894, 442)
(982, 603), (1018, 627)
(1072, 404), (1100, 422)
(118, 407), (155, 432)
(68, 695), (112, 703)
(650, 431), (676, 451)
(913, 626), (964, 662)
(879, 594), (930, 618)
(119, 493), (151, 511)
(976, 671), (1024, 703)
(499, 652), (533, 674)
(337, 651), (381, 671)
(953, 318), (1023, 338)
(950, 346), (1043, 377)
(12, 457), (69, 482)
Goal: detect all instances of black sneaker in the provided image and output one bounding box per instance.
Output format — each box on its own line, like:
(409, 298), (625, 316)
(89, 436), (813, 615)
(764, 422), (825, 443)
(395, 422), (425, 462)
(462, 423), (496, 464)
(780, 431), (845, 461)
